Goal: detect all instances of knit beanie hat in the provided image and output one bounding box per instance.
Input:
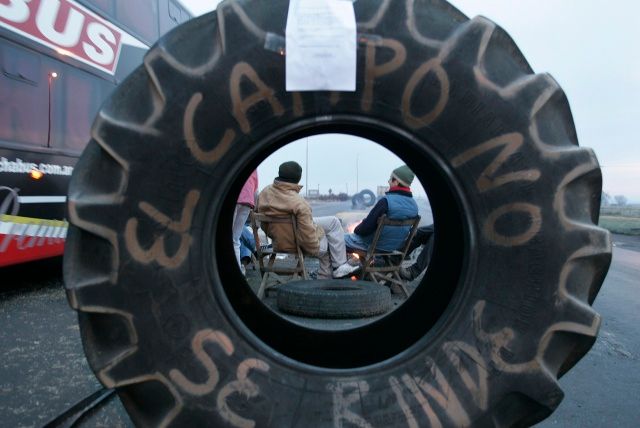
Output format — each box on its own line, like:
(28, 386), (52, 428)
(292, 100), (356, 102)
(391, 165), (414, 187)
(277, 161), (302, 183)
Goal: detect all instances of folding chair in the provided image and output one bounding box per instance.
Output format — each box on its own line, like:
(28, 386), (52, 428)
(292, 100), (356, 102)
(250, 211), (309, 299)
(351, 215), (421, 298)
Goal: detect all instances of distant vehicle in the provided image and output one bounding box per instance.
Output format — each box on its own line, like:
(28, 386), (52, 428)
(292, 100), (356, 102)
(0, 0), (192, 267)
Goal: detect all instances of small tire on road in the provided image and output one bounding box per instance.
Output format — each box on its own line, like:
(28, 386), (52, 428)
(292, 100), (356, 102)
(277, 280), (391, 319)
(359, 189), (376, 207)
(64, 1), (612, 427)
(351, 192), (364, 207)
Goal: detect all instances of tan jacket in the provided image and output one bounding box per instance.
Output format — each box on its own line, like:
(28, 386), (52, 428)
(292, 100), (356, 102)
(256, 180), (324, 256)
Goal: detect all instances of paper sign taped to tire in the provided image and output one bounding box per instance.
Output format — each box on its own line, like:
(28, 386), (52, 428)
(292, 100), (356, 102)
(286, 0), (356, 91)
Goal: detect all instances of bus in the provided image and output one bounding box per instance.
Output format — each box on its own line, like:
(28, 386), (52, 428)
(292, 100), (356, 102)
(0, 0), (192, 267)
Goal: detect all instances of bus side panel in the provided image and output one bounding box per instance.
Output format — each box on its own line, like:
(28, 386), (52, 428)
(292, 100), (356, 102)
(0, 148), (76, 220)
(0, 219), (67, 267)
(0, 0), (190, 268)
(1, 149), (75, 266)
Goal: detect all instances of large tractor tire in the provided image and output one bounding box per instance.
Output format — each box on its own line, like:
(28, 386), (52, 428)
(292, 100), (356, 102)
(64, 0), (611, 426)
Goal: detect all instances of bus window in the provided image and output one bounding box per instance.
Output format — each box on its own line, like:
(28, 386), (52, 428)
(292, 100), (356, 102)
(0, 42), (47, 147)
(160, 0), (193, 38)
(50, 63), (112, 152)
(115, 0), (159, 44)
(168, 0), (191, 25)
(177, 1), (192, 23)
(160, 0), (174, 34)
(83, 0), (115, 16)
(1, 43), (39, 84)
(168, 0), (183, 24)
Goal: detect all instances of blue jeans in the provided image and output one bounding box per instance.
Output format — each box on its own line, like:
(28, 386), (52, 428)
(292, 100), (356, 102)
(233, 205), (252, 268)
(239, 226), (255, 261)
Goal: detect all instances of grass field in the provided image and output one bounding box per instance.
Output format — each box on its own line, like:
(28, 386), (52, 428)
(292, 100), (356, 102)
(599, 205), (640, 235)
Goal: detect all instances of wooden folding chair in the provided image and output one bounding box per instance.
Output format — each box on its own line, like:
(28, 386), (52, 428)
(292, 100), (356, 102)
(250, 211), (309, 299)
(351, 215), (421, 298)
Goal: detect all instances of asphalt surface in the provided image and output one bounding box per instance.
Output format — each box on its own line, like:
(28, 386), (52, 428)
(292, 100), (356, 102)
(0, 200), (638, 427)
(537, 244), (640, 427)
(0, 259), (131, 427)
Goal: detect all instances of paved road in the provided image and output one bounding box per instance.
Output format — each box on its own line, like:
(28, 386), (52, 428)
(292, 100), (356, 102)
(537, 245), (640, 427)
(310, 197), (434, 224)
(0, 259), (131, 427)
(0, 202), (637, 426)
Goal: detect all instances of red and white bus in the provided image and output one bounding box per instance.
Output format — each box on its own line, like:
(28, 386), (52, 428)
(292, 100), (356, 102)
(0, 0), (192, 267)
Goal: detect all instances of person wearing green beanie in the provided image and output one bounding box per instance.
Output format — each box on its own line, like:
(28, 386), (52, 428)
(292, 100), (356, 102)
(390, 164), (415, 187)
(345, 165), (419, 256)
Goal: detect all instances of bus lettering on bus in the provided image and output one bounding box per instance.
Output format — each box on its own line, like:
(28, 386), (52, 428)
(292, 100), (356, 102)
(0, 0), (123, 74)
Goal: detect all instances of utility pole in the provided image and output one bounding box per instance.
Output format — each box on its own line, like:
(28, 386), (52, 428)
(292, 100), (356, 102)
(305, 138), (309, 198)
(356, 153), (360, 194)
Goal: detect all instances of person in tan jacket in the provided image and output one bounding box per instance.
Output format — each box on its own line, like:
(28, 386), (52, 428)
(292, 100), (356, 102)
(256, 161), (359, 279)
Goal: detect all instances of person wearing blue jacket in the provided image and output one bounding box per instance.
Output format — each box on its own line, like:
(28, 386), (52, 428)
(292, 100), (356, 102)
(345, 165), (419, 253)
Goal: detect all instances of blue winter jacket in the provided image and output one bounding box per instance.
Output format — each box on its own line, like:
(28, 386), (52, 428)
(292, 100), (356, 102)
(345, 193), (418, 252)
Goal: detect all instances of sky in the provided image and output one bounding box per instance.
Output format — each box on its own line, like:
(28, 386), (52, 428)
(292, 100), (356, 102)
(253, 134), (427, 197)
(181, 0), (640, 202)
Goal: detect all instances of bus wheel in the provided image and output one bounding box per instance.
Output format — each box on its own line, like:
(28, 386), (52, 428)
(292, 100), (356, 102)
(64, 1), (611, 427)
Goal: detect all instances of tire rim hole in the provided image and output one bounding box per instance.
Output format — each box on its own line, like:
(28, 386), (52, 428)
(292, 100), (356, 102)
(230, 135), (433, 330)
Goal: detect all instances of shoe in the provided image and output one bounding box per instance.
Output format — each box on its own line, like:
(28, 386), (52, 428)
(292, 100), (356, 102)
(390, 283), (405, 295)
(398, 266), (414, 281)
(260, 244), (272, 252)
(332, 262), (361, 279)
(242, 256), (256, 271)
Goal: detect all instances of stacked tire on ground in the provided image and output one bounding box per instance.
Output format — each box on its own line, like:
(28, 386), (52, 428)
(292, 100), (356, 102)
(352, 189), (377, 207)
(277, 280), (391, 319)
(64, 0), (611, 426)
